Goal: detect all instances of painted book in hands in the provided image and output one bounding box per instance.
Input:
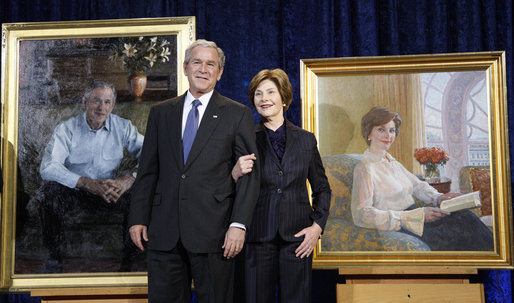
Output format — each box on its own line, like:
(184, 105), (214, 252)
(440, 191), (481, 212)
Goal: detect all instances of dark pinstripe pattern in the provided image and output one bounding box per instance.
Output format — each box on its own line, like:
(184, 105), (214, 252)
(245, 238), (313, 303)
(245, 120), (331, 303)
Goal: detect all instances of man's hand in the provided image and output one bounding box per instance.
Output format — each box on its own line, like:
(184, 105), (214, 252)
(76, 177), (113, 202)
(424, 207), (450, 223)
(232, 154), (256, 182)
(294, 222), (322, 258)
(129, 225), (148, 251)
(222, 227), (246, 258)
(103, 174), (135, 202)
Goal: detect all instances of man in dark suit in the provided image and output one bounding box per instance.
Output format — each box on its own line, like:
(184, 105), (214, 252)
(128, 39), (260, 303)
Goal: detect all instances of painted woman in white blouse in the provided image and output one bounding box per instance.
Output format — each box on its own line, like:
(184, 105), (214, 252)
(351, 106), (459, 237)
(351, 107), (494, 251)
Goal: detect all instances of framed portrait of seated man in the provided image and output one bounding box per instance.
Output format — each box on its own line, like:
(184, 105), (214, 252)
(300, 52), (513, 269)
(1, 17), (195, 290)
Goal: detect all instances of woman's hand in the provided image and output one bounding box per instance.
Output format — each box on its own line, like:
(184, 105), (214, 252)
(232, 153), (256, 182)
(437, 192), (462, 205)
(294, 222), (322, 258)
(424, 207), (450, 223)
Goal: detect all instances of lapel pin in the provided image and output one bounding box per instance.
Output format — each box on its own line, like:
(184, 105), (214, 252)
(213, 115), (218, 119)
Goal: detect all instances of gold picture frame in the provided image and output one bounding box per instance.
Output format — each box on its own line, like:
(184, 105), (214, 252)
(301, 52), (514, 269)
(1, 17), (195, 291)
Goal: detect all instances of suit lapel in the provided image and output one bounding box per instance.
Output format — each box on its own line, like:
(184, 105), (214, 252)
(184, 91), (223, 169)
(256, 123), (273, 164)
(167, 95), (186, 167)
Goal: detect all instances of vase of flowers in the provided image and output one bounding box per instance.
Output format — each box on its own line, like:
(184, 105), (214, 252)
(414, 147), (449, 182)
(127, 72), (147, 99)
(109, 36), (171, 100)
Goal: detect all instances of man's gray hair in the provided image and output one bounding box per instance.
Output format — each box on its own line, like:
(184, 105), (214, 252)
(83, 79), (117, 102)
(184, 39), (225, 69)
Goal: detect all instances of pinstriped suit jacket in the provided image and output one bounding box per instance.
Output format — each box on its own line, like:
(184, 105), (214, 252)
(246, 119), (331, 243)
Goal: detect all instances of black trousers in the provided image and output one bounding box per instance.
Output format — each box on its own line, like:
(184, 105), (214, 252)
(36, 181), (133, 263)
(147, 240), (235, 303)
(244, 235), (312, 303)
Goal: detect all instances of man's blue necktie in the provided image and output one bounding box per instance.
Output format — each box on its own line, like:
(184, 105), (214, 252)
(183, 99), (201, 164)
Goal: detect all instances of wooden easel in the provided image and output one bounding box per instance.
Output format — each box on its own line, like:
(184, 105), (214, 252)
(31, 287), (148, 303)
(338, 267), (484, 303)
(29, 268), (485, 302)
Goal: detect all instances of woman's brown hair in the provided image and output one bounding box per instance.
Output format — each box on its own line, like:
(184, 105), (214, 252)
(361, 106), (402, 145)
(248, 68), (293, 111)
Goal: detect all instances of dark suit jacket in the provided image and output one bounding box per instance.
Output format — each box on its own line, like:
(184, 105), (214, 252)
(246, 120), (331, 243)
(129, 91), (260, 253)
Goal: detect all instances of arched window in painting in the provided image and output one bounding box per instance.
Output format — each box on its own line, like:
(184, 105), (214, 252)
(421, 71), (489, 190)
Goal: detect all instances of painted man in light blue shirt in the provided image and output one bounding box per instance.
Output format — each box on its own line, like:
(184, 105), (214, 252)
(37, 79), (143, 272)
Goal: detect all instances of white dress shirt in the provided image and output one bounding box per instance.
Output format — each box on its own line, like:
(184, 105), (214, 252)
(181, 90), (213, 138)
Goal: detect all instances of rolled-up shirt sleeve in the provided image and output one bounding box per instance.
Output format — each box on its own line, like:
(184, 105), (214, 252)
(124, 121), (144, 160)
(40, 123), (82, 188)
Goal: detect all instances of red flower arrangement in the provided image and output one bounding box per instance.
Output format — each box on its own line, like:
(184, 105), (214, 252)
(414, 147), (449, 180)
(414, 147), (449, 165)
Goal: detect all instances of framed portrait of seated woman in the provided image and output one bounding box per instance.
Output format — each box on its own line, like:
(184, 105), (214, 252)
(300, 52), (513, 269)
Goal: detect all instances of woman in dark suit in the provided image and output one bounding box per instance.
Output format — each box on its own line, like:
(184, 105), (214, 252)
(233, 68), (331, 303)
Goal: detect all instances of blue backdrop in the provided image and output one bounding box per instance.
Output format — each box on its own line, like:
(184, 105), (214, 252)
(1, 0), (512, 302)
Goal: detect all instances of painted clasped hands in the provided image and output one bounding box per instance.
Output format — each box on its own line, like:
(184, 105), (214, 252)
(77, 174), (135, 203)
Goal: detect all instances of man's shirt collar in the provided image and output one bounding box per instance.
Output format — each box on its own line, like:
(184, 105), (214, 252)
(185, 90), (214, 107)
(80, 112), (111, 132)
